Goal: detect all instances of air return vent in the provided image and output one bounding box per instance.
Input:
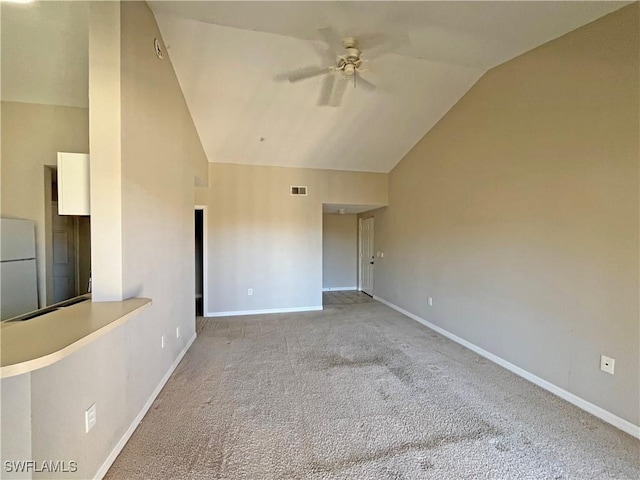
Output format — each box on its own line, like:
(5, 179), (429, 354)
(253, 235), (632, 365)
(290, 186), (308, 196)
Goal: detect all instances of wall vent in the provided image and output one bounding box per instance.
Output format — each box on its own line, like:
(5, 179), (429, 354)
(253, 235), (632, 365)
(290, 186), (308, 196)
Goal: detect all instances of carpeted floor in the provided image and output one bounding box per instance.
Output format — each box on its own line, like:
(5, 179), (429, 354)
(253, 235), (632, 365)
(323, 291), (373, 305)
(106, 301), (639, 479)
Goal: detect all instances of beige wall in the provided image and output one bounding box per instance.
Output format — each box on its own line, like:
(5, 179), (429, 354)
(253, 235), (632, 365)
(88, 0), (123, 302)
(120, 1), (208, 330)
(322, 213), (358, 290)
(198, 163), (387, 315)
(0, 374), (32, 480)
(372, 5), (639, 426)
(1, 101), (89, 307)
(29, 307), (158, 480)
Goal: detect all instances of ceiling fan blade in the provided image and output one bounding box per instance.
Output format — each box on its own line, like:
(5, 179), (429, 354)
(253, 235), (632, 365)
(318, 27), (343, 55)
(311, 42), (336, 66)
(318, 74), (335, 106)
(329, 77), (348, 107)
(286, 66), (331, 83)
(357, 74), (377, 91)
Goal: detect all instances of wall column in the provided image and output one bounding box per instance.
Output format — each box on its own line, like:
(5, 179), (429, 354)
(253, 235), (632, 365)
(88, 1), (123, 301)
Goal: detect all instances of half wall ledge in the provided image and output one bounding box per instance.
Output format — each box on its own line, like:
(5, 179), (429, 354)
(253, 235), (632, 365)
(0, 297), (152, 378)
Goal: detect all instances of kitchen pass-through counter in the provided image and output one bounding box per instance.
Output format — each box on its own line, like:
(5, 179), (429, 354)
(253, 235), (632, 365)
(0, 297), (151, 378)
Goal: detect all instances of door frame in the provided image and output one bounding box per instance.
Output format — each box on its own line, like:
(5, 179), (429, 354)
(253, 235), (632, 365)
(358, 216), (374, 295)
(195, 205), (208, 317)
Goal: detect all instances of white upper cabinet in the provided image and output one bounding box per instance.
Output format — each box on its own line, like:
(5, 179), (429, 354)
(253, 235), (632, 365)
(57, 152), (90, 216)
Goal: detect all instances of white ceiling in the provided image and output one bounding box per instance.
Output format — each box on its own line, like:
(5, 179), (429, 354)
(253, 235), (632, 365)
(1, 1), (89, 108)
(1, 1), (628, 172)
(150, 1), (628, 173)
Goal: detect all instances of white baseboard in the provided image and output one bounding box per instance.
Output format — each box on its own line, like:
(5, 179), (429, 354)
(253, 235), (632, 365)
(94, 332), (197, 479)
(206, 305), (323, 318)
(374, 295), (640, 440)
(322, 287), (358, 292)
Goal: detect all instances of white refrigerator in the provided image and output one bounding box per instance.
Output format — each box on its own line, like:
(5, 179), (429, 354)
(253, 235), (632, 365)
(1, 218), (39, 320)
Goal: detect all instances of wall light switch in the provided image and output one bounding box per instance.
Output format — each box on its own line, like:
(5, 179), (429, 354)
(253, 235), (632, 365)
(428, 297), (433, 306)
(85, 403), (97, 433)
(161, 335), (165, 349)
(248, 288), (253, 296)
(176, 327), (180, 338)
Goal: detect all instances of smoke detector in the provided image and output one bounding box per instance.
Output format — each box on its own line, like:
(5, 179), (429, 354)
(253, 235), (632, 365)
(154, 38), (164, 59)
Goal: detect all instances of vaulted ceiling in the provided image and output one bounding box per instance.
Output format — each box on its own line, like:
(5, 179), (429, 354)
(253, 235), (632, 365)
(1, 1), (629, 173)
(149, 1), (628, 173)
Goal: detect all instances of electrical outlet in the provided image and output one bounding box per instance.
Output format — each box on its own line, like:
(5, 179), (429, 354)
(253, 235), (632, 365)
(176, 327), (180, 338)
(161, 335), (165, 349)
(428, 297), (433, 306)
(248, 288), (253, 296)
(85, 403), (96, 433)
(600, 355), (615, 375)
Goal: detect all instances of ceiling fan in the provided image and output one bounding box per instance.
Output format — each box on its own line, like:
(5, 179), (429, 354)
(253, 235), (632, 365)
(282, 27), (404, 107)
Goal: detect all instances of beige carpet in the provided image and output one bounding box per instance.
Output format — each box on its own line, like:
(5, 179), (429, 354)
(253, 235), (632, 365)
(106, 301), (639, 479)
(323, 291), (374, 305)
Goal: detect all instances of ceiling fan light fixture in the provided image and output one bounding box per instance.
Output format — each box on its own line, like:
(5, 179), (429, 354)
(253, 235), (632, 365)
(346, 47), (361, 60)
(342, 37), (356, 48)
(282, 27), (379, 106)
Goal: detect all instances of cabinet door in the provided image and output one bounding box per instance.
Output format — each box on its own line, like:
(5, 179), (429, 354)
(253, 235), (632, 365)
(57, 152), (90, 215)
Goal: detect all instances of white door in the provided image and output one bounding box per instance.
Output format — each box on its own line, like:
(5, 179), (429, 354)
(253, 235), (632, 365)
(52, 201), (77, 303)
(360, 217), (374, 296)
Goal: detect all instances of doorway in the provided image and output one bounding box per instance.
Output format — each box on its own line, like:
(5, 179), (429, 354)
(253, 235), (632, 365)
(45, 167), (91, 305)
(195, 206), (206, 317)
(359, 217), (374, 296)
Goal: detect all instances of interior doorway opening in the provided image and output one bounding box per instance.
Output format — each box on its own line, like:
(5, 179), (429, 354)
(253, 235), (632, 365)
(322, 204), (381, 306)
(195, 209), (204, 317)
(359, 216), (375, 297)
(194, 205), (208, 317)
(44, 166), (91, 306)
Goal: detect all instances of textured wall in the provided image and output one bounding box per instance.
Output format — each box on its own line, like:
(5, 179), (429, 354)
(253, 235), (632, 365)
(0, 374), (32, 480)
(120, 0), (207, 342)
(371, 5), (639, 425)
(322, 214), (358, 290)
(199, 163), (387, 314)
